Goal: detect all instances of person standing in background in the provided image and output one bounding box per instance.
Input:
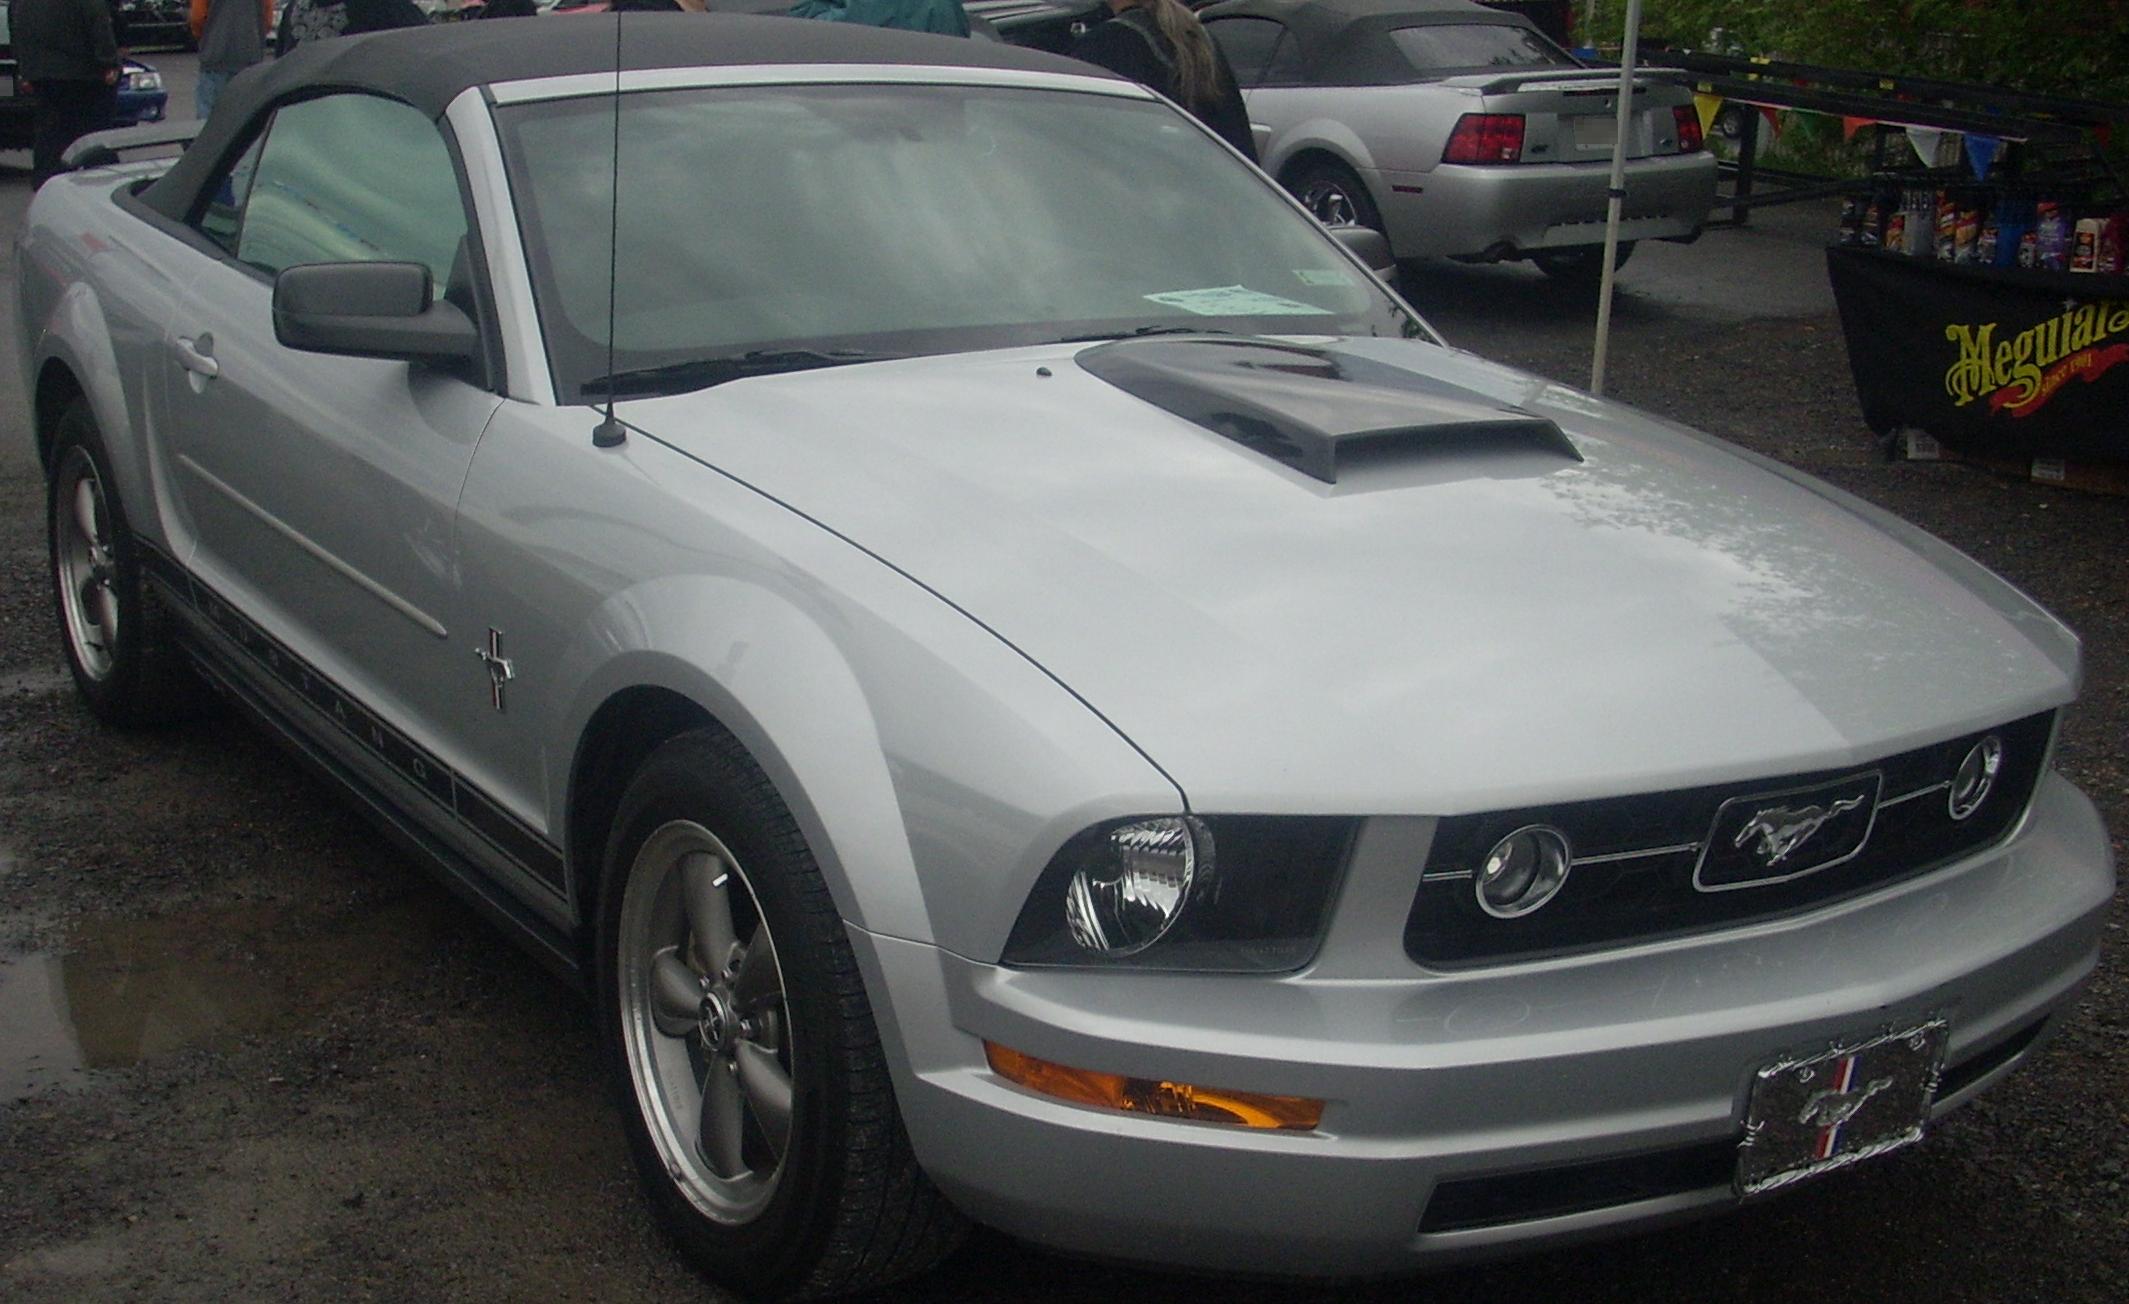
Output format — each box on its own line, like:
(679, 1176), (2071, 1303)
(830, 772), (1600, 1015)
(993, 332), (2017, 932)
(1070, 0), (1255, 161)
(12, 0), (122, 187)
(787, 0), (968, 38)
(189, 0), (271, 120)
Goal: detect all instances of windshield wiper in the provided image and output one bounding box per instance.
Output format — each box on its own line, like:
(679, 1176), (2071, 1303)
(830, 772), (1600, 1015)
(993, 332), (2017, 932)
(1053, 325), (1242, 344)
(582, 348), (900, 399)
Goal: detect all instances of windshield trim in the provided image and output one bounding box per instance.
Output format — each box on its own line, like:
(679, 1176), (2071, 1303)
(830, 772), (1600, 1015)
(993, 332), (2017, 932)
(487, 62), (1154, 107)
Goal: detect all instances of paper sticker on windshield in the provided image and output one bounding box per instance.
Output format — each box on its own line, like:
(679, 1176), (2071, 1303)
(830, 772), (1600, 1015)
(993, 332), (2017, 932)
(1143, 285), (1336, 317)
(1294, 268), (1355, 287)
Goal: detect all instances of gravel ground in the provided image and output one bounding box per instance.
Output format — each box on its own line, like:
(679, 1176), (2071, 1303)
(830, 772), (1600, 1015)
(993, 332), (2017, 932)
(0, 158), (2121, 1303)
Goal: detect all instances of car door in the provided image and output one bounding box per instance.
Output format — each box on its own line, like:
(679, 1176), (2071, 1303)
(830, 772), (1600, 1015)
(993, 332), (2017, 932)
(158, 92), (508, 852)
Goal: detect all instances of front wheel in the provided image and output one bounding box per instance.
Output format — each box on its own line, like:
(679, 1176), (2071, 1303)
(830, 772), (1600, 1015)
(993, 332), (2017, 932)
(597, 728), (965, 1299)
(46, 400), (211, 725)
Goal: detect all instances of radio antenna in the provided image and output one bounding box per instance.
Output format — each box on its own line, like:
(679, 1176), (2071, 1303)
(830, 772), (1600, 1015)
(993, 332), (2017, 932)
(592, 12), (628, 449)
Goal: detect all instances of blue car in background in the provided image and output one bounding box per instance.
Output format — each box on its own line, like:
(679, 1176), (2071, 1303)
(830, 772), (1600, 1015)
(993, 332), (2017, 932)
(114, 58), (168, 126)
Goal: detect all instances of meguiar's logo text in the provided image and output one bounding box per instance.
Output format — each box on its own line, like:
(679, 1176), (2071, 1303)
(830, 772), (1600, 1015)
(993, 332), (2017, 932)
(1943, 300), (2129, 418)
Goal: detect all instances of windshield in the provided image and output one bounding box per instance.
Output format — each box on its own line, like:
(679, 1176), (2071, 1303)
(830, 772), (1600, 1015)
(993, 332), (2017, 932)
(1387, 23), (1579, 78)
(497, 83), (1423, 400)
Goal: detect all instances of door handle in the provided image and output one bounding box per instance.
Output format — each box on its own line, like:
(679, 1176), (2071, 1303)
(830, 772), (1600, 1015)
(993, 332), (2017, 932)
(174, 334), (219, 379)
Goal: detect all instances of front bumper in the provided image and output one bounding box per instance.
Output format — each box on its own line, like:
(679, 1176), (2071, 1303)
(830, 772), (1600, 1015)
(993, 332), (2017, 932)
(854, 772), (2112, 1276)
(1376, 150), (1718, 261)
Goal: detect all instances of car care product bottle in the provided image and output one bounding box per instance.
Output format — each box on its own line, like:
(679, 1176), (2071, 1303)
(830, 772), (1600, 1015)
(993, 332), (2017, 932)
(1839, 193), (1866, 245)
(1954, 196), (1982, 264)
(2070, 217), (2102, 272)
(1906, 187), (1934, 257)
(2035, 201), (2069, 271)
(1935, 189), (1958, 260)
(2099, 212), (2125, 274)
(1975, 204), (1999, 266)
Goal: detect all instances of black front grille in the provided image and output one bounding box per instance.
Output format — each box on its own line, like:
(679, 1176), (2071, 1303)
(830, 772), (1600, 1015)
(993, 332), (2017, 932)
(1405, 712), (2054, 966)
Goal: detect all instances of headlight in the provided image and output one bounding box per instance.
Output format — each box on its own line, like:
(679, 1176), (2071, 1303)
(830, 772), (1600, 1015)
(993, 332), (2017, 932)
(1003, 815), (1356, 972)
(1475, 825), (1571, 918)
(127, 71), (164, 92)
(1062, 816), (1205, 955)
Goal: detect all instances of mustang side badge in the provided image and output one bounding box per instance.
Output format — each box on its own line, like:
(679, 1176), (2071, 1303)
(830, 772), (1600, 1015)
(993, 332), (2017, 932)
(475, 628), (516, 712)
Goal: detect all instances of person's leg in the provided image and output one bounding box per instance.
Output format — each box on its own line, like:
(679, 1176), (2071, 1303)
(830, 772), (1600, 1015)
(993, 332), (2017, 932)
(196, 70), (232, 122)
(31, 83), (87, 187)
(32, 82), (122, 187)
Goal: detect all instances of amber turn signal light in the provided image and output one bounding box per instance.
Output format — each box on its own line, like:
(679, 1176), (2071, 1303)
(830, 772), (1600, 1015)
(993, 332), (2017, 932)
(984, 1042), (1324, 1131)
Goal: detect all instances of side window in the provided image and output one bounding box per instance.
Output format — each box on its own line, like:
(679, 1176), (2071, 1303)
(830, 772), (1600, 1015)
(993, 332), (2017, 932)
(197, 132), (267, 256)
(1206, 18), (1291, 90)
(232, 94), (470, 300)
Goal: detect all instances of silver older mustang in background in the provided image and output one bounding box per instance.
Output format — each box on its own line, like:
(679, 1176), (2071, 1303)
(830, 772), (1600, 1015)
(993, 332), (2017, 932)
(1205, 0), (1717, 279)
(13, 14), (2112, 1301)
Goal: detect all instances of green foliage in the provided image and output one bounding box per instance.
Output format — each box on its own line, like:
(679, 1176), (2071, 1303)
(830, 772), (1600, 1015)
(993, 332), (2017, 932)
(1586, 1), (2129, 106)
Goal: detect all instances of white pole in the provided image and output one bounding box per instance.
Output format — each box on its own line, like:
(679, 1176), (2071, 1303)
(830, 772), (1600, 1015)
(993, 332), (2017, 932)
(1589, 0), (1642, 396)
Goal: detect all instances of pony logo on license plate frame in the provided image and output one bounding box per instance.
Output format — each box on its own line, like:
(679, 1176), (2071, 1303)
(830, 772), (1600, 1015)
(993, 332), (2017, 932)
(1738, 1019), (1949, 1195)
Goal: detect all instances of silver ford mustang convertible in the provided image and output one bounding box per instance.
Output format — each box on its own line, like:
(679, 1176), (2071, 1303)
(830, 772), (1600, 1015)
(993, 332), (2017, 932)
(13, 15), (2113, 1300)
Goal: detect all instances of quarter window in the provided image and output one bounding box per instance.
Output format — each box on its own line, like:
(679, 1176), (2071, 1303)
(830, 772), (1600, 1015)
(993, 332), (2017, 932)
(215, 94), (470, 299)
(1206, 18), (1294, 89)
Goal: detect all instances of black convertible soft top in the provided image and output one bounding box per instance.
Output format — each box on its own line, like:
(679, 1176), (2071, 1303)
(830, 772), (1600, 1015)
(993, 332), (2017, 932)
(1198, 0), (1542, 86)
(141, 13), (1113, 222)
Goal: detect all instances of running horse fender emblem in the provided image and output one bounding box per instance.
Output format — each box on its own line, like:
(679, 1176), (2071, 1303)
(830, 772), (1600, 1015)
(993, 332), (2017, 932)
(1733, 794), (1870, 866)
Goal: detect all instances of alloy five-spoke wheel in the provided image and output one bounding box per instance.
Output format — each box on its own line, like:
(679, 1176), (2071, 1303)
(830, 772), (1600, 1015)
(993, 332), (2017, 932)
(53, 451), (121, 683)
(619, 819), (795, 1223)
(44, 400), (211, 727)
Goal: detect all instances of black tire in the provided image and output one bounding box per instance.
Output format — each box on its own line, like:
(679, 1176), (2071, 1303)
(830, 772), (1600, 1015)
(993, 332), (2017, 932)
(1287, 157), (1387, 240)
(595, 727), (966, 1300)
(46, 399), (212, 726)
(1530, 241), (1637, 285)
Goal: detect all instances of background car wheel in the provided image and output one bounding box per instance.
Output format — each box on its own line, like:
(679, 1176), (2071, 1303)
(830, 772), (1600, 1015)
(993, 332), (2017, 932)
(1287, 158), (1387, 240)
(597, 727), (966, 1300)
(1530, 241), (1636, 285)
(46, 399), (212, 726)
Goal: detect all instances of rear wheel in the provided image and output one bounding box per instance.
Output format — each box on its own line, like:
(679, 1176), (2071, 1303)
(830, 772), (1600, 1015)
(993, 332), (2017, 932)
(1288, 157), (1387, 240)
(46, 399), (210, 726)
(1530, 241), (1636, 285)
(597, 728), (965, 1299)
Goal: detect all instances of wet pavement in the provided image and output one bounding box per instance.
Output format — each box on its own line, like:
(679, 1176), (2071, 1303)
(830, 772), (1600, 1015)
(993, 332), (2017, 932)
(1, 63), (2124, 1303)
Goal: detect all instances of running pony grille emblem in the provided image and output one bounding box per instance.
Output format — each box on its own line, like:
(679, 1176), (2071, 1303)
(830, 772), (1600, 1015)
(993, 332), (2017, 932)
(1695, 772), (1882, 892)
(1733, 794), (1871, 866)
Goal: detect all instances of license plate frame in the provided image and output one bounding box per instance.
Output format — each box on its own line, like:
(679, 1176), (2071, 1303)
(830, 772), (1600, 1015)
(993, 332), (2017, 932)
(1737, 1019), (1949, 1195)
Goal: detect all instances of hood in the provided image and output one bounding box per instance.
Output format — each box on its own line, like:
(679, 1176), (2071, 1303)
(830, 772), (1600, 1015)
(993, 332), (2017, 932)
(623, 338), (2077, 814)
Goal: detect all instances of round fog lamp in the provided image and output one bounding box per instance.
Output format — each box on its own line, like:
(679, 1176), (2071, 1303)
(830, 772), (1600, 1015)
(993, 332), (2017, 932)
(1476, 825), (1572, 918)
(1947, 735), (2003, 820)
(1063, 817), (1210, 955)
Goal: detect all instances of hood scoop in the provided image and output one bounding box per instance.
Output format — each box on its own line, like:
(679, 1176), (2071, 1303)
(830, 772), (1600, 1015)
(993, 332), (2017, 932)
(1076, 336), (1580, 484)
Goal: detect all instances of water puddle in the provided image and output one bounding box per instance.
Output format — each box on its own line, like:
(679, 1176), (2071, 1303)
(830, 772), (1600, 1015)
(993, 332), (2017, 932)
(0, 885), (467, 1107)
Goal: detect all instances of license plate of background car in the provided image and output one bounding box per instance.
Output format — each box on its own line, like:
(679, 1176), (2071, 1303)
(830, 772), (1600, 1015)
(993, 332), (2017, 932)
(1736, 1019), (1948, 1195)
(1572, 115), (1618, 148)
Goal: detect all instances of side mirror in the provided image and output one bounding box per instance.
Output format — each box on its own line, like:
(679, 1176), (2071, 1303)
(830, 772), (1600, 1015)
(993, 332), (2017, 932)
(273, 261), (481, 369)
(1327, 225), (1397, 281)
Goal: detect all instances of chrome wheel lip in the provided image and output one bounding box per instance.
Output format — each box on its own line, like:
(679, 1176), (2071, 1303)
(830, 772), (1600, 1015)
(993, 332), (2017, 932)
(618, 819), (793, 1225)
(54, 450), (119, 683)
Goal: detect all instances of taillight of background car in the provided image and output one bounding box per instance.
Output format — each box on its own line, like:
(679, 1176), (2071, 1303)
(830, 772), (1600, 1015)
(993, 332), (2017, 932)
(1442, 113), (1527, 164)
(1673, 105), (1705, 152)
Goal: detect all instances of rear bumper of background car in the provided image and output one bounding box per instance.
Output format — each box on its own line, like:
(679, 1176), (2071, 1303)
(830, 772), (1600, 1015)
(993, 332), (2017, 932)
(853, 772), (2112, 1276)
(1376, 151), (1718, 261)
